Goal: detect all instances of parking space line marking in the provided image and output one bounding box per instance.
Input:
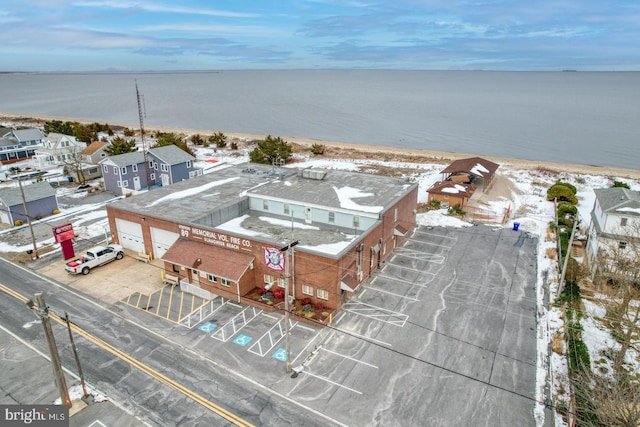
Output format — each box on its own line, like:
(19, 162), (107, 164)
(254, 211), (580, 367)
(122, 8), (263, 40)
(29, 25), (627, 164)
(332, 327), (392, 348)
(155, 287), (164, 316)
(366, 286), (419, 302)
(296, 324), (315, 332)
(261, 313), (279, 321)
(392, 251), (445, 264)
(411, 229), (458, 242)
(227, 302), (243, 308)
(375, 272), (434, 289)
(292, 329), (324, 366)
(342, 301), (409, 327)
(320, 347), (378, 369)
(303, 371), (363, 395)
(211, 306), (263, 342)
(333, 312), (346, 325)
(248, 319), (297, 357)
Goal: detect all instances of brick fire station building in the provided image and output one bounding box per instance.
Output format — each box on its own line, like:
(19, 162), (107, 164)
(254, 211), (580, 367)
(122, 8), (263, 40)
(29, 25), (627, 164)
(106, 163), (418, 313)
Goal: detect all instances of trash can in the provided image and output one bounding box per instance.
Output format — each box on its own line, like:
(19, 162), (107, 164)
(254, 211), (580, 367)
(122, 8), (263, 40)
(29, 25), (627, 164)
(513, 222), (520, 231)
(67, 176), (73, 182)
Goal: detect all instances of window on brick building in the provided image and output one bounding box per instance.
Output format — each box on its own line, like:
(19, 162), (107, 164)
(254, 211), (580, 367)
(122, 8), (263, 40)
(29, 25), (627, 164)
(317, 289), (329, 300)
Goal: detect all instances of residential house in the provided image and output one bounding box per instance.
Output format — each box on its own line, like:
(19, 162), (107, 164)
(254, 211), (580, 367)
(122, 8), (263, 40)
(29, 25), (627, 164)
(0, 128), (44, 163)
(587, 187), (640, 281)
(99, 145), (200, 194)
(82, 141), (111, 164)
(0, 181), (59, 225)
(426, 180), (475, 209)
(66, 141), (112, 182)
(33, 133), (87, 168)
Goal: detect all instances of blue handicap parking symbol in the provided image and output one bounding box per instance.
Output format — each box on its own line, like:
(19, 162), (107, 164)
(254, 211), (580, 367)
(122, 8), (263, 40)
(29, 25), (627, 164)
(233, 334), (253, 347)
(198, 322), (217, 333)
(272, 348), (288, 362)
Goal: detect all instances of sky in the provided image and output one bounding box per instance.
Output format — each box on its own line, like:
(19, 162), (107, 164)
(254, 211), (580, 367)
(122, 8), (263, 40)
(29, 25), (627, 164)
(1, 1), (639, 72)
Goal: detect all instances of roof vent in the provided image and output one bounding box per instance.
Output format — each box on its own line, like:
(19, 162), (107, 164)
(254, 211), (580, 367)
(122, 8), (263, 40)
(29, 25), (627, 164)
(302, 168), (327, 180)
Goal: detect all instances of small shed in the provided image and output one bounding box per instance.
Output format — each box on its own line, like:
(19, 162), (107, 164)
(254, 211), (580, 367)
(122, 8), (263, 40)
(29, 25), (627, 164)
(0, 182), (59, 225)
(439, 157), (500, 192)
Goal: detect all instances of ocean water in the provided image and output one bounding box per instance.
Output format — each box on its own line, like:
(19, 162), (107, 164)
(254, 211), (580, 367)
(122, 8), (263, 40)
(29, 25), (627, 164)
(0, 70), (638, 170)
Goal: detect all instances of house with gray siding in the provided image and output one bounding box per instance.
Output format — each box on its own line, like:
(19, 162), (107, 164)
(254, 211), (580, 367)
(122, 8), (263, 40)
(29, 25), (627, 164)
(0, 181), (59, 225)
(0, 128), (44, 163)
(99, 145), (201, 194)
(587, 187), (640, 280)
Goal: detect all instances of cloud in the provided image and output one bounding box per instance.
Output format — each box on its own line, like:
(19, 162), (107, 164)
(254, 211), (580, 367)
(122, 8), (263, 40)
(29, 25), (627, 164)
(73, 1), (259, 18)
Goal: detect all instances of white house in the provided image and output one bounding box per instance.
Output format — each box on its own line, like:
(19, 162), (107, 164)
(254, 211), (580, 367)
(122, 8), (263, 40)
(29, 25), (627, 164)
(33, 133), (87, 168)
(587, 187), (640, 279)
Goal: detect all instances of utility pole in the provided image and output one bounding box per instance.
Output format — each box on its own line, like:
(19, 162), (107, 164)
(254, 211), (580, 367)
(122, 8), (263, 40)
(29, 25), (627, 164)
(34, 292), (71, 407)
(17, 177), (39, 259)
(64, 311), (89, 399)
(280, 240), (299, 373)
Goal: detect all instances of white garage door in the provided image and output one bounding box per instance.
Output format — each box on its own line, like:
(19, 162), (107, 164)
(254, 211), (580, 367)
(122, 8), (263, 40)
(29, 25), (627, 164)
(116, 219), (144, 252)
(150, 227), (179, 259)
(0, 209), (10, 225)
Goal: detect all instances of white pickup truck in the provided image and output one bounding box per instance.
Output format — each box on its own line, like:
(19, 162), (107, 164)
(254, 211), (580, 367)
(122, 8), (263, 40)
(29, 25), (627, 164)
(65, 244), (124, 275)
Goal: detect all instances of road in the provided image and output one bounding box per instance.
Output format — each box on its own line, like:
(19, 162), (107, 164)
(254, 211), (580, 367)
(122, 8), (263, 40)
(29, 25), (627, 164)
(0, 257), (336, 427)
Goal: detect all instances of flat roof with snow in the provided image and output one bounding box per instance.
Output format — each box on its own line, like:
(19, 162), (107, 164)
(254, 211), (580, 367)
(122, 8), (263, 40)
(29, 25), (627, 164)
(109, 163), (417, 256)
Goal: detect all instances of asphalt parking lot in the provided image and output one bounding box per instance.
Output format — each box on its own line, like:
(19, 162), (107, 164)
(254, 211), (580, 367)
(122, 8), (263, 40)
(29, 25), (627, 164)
(268, 224), (539, 427)
(31, 223), (539, 426)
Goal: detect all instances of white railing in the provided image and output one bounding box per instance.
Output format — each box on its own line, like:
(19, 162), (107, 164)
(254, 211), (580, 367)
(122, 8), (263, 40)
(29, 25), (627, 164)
(180, 279), (213, 300)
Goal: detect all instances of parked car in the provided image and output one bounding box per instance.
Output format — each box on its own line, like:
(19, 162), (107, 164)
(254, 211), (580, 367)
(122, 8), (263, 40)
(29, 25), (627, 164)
(65, 244), (124, 275)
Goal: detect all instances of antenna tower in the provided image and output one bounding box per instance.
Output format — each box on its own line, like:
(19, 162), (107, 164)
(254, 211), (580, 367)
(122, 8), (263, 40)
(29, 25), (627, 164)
(135, 80), (152, 191)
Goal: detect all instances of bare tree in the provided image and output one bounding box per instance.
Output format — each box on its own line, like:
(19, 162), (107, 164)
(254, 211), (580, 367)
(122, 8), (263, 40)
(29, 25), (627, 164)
(573, 369), (640, 427)
(592, 221), (640, 370)
(59, 144), (88, 185)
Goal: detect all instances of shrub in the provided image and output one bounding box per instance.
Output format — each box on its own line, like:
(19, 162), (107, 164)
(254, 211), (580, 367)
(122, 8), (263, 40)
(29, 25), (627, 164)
(209, 131), (227, 148)
(428, 199), (441, 210)
(272, 288), (285, 299)
(612, 180), (630, 189)
(310, 144), (325, 155)
(315, 302), (324, 310)
(257, 287), (268, 295)
(230, 141), (238, 150)
(557, 202), (577, 218)
(547, 183), (578, 204)
(52, 209), (60, 215)
(248, 135), (292, 164)
(189, 134), (204, 145)
(568, 337), (591, 374)
(300, 297), (311, 306)
(14, 219), (24, 226)
(448, 203), (466, 217)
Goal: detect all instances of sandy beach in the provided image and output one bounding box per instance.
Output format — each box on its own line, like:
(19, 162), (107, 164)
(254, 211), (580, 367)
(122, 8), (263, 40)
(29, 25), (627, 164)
(3, 111), (640, 180)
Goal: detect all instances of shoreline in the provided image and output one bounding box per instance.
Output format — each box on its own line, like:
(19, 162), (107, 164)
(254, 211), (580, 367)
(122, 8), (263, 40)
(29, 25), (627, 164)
(2, 111), (640, 179)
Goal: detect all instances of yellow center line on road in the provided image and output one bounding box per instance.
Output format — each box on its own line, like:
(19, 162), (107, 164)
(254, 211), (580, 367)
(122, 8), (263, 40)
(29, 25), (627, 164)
(0, 283), (254, 427)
